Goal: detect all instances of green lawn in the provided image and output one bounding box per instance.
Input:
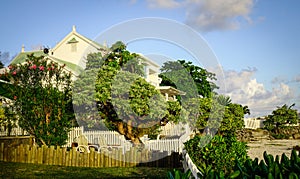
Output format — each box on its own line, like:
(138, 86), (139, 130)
(0, 161), (174, 178)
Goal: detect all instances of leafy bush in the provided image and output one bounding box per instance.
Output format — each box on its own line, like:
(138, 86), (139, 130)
(184, 134), (248, 175)
(167, 169), (191, 179)
(233, 150), (300, 178)
(1, 54), (74, 146)
(192, 150), (300, 178)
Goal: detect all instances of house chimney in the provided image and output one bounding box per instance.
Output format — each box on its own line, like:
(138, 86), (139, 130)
(103, 40), (107, 47)
(72, 25), (76, 32)
(21, 44), (25, 52)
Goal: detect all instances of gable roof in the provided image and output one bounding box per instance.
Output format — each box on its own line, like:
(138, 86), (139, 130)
(51, 26), (108, 52)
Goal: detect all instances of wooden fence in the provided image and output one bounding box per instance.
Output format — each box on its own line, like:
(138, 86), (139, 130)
(0, 143), (181, 168)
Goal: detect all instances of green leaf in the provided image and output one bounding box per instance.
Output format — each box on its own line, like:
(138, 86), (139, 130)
(229, 170), (240, 178)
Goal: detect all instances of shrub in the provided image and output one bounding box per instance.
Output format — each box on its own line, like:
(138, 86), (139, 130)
(1, 54), (74, 146)
(184, 134), (248, 175)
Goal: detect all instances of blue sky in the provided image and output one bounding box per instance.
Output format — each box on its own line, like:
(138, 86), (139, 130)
(0, 0), (300, 117)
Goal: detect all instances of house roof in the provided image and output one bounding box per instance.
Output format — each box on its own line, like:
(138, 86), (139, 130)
(10, 51), (83, 75)
(11, 51), (45, 64)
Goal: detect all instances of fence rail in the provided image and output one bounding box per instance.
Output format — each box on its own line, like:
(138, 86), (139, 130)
(0, 122), (193, 154)
(0, 143), (181, 168)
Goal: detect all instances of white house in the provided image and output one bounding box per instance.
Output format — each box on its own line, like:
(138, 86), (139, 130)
(10, 26), (184, 100)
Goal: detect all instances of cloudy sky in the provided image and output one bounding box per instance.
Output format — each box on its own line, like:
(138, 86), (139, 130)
(0, 0), (299, 117)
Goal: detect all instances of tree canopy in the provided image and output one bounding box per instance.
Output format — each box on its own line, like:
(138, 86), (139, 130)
(73, 42), (170, 144)
(159, 60), (218, 98)
(263, 104), (299, 136)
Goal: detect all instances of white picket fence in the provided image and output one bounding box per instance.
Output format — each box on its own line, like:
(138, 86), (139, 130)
(244, 118), (265, 129)
(159, 122), (187, 136)
(144, 123), (192, 154)
(182, 150), (201, 179)
(0, 124), (192, 154)
(0, 126), (29, 136)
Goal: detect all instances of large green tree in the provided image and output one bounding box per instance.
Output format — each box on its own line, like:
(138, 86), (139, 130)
(0, 54), (74, 146)
(74, 42), (168, 144)
(97, 42), (168, 144)
(263, 104), (299, 136)
(159, 60), (218, 98)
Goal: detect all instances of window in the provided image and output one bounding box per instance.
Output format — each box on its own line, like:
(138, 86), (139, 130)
(68, 37), (78, 52)
(71, 43), (77, 52)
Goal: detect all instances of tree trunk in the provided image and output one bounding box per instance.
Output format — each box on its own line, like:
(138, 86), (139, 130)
(115, 120), (142, 145)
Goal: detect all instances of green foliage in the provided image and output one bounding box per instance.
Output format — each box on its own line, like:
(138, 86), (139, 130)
(185, 96), (245, 136)
(184, 134), (248, 175)
(184, 97), (222, 133)
(216, 95), (232, 106)
(73, 52), (105, 129)
(219, 103), (246, 136)
(163, 100), (184, 124)
(167, 169), (191, 179)
(232, 150), (300, 178)
(0, 54), (74, 146)
(0, 101), (19, 136)
(0, 102), (6, 126)
(90, 41), (167, 144)
(159, 60), (218, 98)
(264, 104), (299, 138)
(192, 150), (300, 178)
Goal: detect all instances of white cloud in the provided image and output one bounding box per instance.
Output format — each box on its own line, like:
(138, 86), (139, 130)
(144, 0), (255, 32)
(185, 0), (254, 31)
(214, 68), (299, 117)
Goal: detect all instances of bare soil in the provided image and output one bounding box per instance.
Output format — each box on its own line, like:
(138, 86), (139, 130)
(247, 139), (300, 160)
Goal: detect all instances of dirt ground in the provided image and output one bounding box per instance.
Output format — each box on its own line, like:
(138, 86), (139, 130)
(247, 139), (300, 160)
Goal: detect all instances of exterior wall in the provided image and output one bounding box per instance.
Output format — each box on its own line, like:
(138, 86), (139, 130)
(143, 58), (161, 87)
(51, 34), (100, 69)
(147, 73), (161, 87)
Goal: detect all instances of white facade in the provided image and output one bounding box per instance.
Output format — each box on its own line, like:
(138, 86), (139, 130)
(50, 26), (107, 71)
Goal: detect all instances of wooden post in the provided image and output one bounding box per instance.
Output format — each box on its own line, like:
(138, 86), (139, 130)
(78, 152), (82, 167)
(38, 146), (44, 164)
(61, 147), (66, 166)
(18, 145), (22, 163)
(70, 148), (75, 167)
(49, 146), (54, 165)
(100, 152), (105, 167)
(104, 152), (109, 167)
(111, 150), (116, 167)
(65, 149), (70, 166)
(90, 148), (95, 167)
(97, 152), (101, 167)
(125, 150), (130, 167)
(25, 145), (30, 163)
